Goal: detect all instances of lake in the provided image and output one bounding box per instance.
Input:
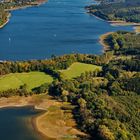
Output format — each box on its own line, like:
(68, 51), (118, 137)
(0, 106), (44, 140)
(0, 0), (135, 140)
(0, 0), (133, 60)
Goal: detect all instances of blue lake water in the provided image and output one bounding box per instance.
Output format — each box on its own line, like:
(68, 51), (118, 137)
(0, 106), (44, 140)
(0, 0), (133, 60)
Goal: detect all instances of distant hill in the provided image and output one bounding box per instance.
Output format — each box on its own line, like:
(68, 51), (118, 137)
(87, 0), (140, 23)
(97, 0), (125, 4)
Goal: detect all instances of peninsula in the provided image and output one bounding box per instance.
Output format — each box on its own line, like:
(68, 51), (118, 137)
(86, 0), (140, 33)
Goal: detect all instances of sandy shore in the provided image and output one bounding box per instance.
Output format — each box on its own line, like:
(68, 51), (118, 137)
(108, 20), (140, 26)
(0, 19), (9, 29)
(0, 95), (87, 140)
(34, 96), (87, 140)
(134, 26), (140, 33)
(87, 10), (140, 33)
(87, 10), (139, 26)
(0, 13), (11, 29)
(99, 32), (113, 52)
(0, 96), (33, 108)
(109, 21), (140, 33)
(88, 10), (140, 33)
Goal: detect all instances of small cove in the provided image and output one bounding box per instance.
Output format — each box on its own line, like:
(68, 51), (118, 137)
(0, 106), (45, 140)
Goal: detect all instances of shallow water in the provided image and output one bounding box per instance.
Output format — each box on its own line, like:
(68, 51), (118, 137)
(0, 106), (43, 140)
(0, 0), (133, 60)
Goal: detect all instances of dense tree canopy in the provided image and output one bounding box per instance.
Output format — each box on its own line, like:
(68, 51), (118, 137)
(47, 31), (140, 140)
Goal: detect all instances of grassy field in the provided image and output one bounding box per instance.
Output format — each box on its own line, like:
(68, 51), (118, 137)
(0, 72), (53, 91)
(60, 62), (102, 79)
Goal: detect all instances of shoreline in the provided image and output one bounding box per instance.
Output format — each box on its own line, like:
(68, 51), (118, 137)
(32, 111), (56, 140)
(134, 26), (140, 34)
(31, 110), (54, 140)
(87, 10), (140, 33)
(99, 32), (113, 52)
(0, 95), (86, 140)
(0, 96), (54, 140)
(34, 97), (87, 140)
(0, 13), (11, 29)
(6, 1), (46, 12)
(0, 19), (9, 29)
(109, 21), (140, 33)
(108, 20), (140, 26)
(0, 96), (52, 140)
(0, 0), (47, 29)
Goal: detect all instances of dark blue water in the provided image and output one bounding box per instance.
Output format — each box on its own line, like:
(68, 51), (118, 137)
(0, 0), (133, 60)
(0, 106), (44, 140)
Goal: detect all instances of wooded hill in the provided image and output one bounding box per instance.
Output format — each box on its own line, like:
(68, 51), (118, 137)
(87, 0), (140, 23)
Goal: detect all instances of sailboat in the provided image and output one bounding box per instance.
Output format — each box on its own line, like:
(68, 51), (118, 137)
(9, 37), (11, 41)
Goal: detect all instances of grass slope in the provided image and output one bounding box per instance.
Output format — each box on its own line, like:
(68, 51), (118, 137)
(60, 62), (102, 79)
(0, 72), (53, 91)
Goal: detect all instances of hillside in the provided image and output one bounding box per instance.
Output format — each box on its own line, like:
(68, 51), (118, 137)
(87, 0), (140, 23)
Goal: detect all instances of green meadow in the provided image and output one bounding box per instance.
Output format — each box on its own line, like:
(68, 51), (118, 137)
(0, 72), (53, 91)
(0, 63), (102, 91)
(60, 62), (102, 79)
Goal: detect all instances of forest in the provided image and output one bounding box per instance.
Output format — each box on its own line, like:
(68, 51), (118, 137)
(48, 31), (140, 140)
(86, 0), (140, 22)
